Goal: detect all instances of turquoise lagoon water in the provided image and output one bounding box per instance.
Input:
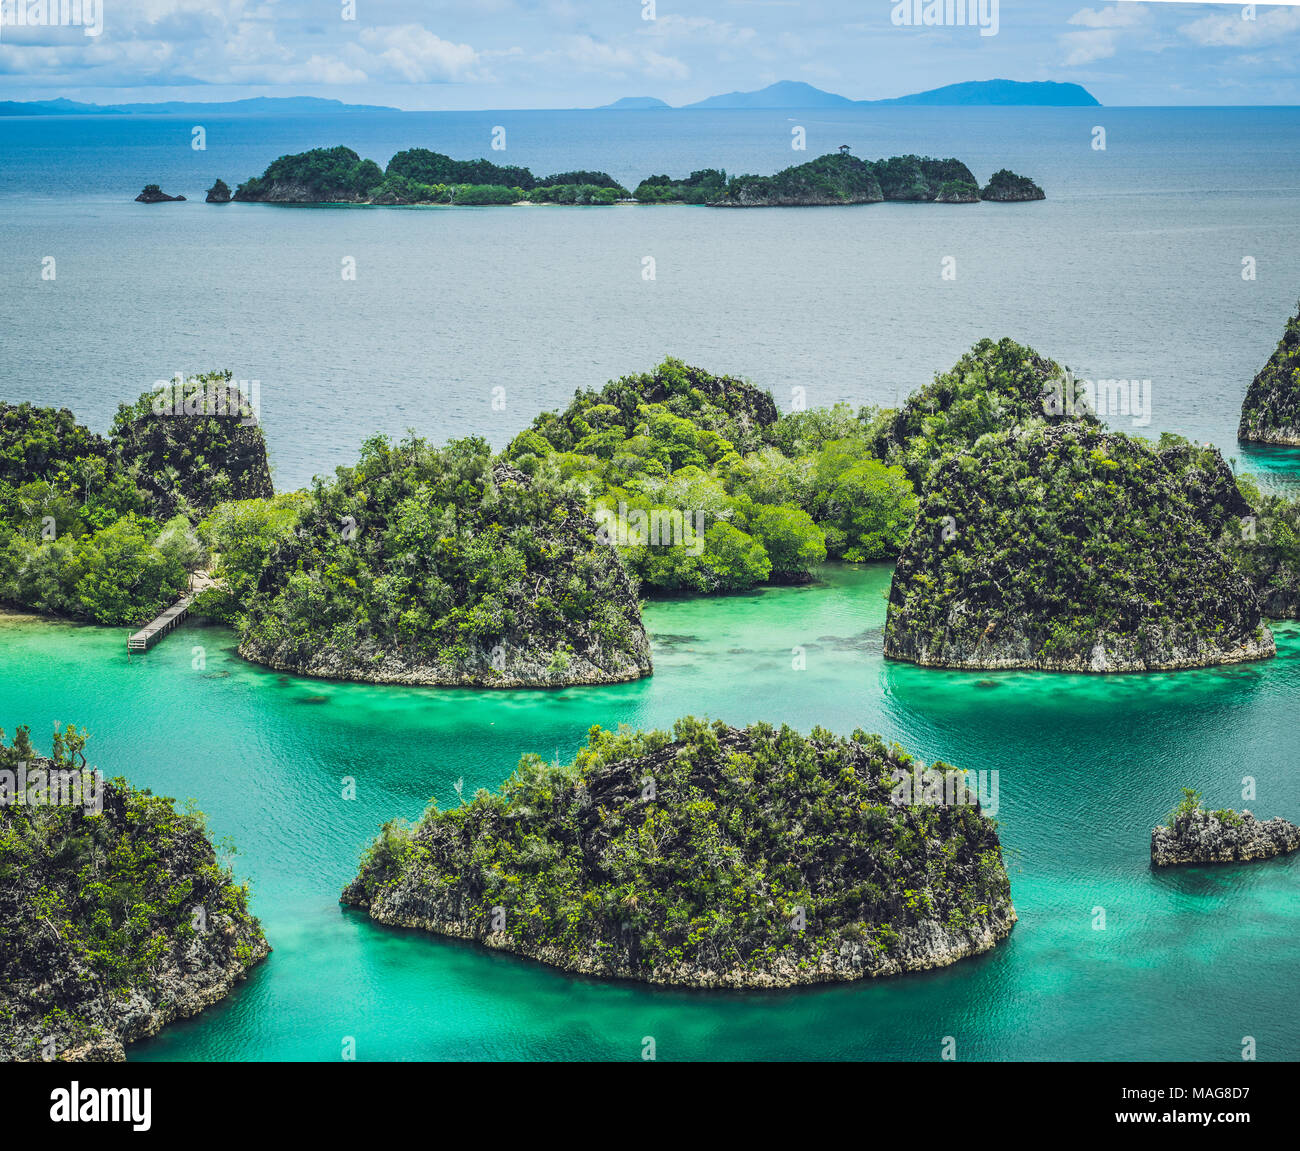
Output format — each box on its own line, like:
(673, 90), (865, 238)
(1, 565), (1297, 1062)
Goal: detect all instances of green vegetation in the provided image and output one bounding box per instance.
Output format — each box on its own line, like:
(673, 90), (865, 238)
(226, 434), (652, 686)
(873, 155), (978, 201)
(233, 145), (382, 201)
(1227, 473), (1300, 618)
(980, 169), (1046, 202)
(0, 726), (267, 1061)
(722, 152), (884, 206)
(633, 169), (728, 204)
(343, 717), (1015, 986)
(1239, 302), (1300, 445)
(110, 372), (273, 520)
(884, 424), (1273, 670)
(231, 147), (1042, 209)
(238, 146), (629, 206)
(874, 336), (1087, 486)
(0, 375), (271, 626)
(507, 358), (917, 592)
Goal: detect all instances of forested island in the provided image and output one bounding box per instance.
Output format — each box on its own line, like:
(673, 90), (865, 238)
(0, 726), (268, 1061)
(0, 373), (271, 627)
(1152, 790), (1300, 867)
(217, 145), (1043, 208)
(1239, 302), (1300, 446)
(212, 438), (654, 688)
(342, 718), (1016, 987)
(884, 425), (1275, 671)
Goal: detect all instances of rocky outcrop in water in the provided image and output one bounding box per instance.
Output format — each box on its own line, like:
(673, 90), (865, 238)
(1239, 303), (1300, 446)
(343, 718), (1016, 987)
(1152, 806), (1300, 867)
(135, 184), (185, 203)
(205, 179), (232, 204)
(884, 424), (1275, 671)
(0, 740), (268, 1062)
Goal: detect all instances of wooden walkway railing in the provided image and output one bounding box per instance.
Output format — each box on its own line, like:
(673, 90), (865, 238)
(126, 571), (218, 653)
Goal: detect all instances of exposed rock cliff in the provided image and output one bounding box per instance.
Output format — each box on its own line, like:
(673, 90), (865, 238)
(0, 740), (268, 1062)
(1152, 805), (1300, 867)
(1239, 303), (1300, 446)
(884, 424), (1275, 671)
(205, 179), (232, 204)
(343, 718), (1016, 987)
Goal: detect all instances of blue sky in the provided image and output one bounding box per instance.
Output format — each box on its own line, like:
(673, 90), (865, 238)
(2, 1), (1299, 106)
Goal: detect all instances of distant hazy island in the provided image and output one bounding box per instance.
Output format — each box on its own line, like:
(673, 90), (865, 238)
(343, 718), (1016, 987)
(1, 79), (1099, 118)
(223, 146), (1043, 208)
(606, 78), (1100, 110)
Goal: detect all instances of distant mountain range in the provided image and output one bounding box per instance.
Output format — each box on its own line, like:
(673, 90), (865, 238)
(0, 96), (400, 117)
(599, 79), (1100, 110)
(0, 80), (1098, 118)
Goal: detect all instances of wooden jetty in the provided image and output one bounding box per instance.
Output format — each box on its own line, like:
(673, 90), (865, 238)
(126, 571), (217, 653)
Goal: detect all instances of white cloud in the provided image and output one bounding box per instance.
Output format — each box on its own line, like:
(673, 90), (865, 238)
(1068, 5), (1144, 31)
(1061, 29), (1119, 66)
(545, 34), (687, 80)
(639, 16), (757, 47)
(1061, 4), (1156, 66)
(355, 26), (479, 83)
(1181, 8), (1300, 49)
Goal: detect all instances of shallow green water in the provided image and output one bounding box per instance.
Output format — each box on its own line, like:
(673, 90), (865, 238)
(2, 564), (1297, 1061)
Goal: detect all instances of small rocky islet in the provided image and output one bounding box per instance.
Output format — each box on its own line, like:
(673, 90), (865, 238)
(342, 718), (1016, 988)
(0, 727), (268, 1061)
(1152, 791), (1300, 867)
(134, 184), (185, 203)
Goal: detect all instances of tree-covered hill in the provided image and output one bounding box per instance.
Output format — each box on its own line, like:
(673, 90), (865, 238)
(507, 359), (916, 590)
(1239, 302), (1300, 446)
(884, 424), (1274, 671)
(720, 153), (885, 206)
(110, 372), (274, 521)
(0, 726), (268, 1061)
(343, 717), (1016, 987)
(873, 337), (1089, 486)
(228, 434), (652, 687)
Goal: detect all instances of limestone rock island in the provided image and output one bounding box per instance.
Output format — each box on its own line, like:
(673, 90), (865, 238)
(884, 424), (1275, 671)
(1152, 791), (1300, 866)
(0, 727), (268, 1061)
(979, 169), (1046, 202)
(1239, 302), (1300, 446)
(233, 436), (654, 687)
(342, 718), (1016, 987)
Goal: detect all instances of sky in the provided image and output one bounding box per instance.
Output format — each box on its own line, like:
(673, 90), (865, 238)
(1, 1), (1300, 107)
